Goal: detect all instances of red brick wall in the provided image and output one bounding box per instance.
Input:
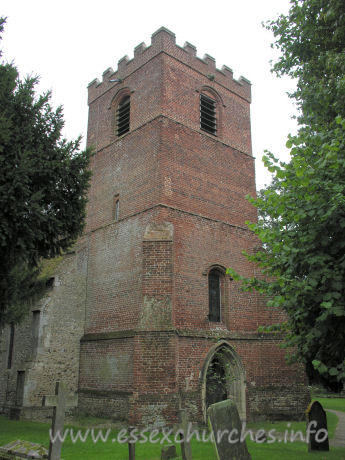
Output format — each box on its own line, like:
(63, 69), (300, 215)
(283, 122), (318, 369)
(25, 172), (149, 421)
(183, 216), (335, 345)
(79, 27), (309, 425)
(84, 217), (143, 333)
(158, 119), (257, 227)
(161, 54), (252, 155)
(79, 338), (133, 391)
(143, 241), (173, 298)
(85, 121), (162, 233)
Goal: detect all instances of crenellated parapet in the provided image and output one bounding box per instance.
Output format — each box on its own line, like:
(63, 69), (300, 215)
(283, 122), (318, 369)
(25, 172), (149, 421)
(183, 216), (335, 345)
(87, 27), (251, 104)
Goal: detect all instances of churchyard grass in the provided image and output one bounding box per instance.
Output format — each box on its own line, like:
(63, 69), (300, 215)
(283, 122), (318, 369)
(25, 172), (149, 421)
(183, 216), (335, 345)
(0, 405), (344, 460)
(247, 440), (344, 459)
(316, 396), (345, 412)
(248, 392), (345, 440)
(247, 410), (338, 439)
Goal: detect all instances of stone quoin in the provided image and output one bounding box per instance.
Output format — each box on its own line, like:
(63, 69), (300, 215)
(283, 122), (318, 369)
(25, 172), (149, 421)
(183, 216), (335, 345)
(0, 27), (310, 426)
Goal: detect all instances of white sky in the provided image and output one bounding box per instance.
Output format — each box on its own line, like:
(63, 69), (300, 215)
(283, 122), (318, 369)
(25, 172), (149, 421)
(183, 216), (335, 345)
(1, 0), (298, 190)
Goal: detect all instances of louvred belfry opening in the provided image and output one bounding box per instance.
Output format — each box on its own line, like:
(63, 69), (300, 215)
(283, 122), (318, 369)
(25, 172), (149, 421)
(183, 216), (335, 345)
(117, 95), (130, 136)
(200, 93), (217, 135)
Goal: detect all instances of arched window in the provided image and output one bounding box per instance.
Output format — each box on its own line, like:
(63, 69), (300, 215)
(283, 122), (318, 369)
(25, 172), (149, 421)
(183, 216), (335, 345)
(116, 95), (130, 136)
(113, 194), (120, 221)
(208, 268), (221, 322)
(200, 93), (217, 136)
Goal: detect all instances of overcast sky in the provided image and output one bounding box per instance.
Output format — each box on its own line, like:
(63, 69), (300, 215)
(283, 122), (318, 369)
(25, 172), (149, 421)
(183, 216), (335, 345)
(1, 0), (298, 190)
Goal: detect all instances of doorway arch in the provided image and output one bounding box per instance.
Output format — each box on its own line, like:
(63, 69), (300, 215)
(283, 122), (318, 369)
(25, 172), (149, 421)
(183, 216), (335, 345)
(200, 341), (246, 423)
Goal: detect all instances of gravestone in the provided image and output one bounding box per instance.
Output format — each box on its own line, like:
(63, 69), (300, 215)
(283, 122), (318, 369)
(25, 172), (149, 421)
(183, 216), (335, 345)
(178, 409), (192, 460)
(128, 442), (135, 460)
(128, 427), (136, 460)
(161, 444), (177, 460)
(306, 401), (329, 451)
(0, 440), (48, 459)
(207, 399), (251, 460)
(42, 382), (78, 460)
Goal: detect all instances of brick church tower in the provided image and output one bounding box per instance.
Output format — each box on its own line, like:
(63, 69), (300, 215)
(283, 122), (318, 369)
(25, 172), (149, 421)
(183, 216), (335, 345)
(78, 27), (309, 425)
(0, 27), (309, 426)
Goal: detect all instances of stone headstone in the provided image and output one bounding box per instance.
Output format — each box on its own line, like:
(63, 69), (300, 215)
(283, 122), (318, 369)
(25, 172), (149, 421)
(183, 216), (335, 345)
(178, 409), (192, 460)
(128, 440), (135, 460)
(128, 426), (136, 459)
(0, 440), (48, 459)
(207, 399), (251, 460)
(161, 444), (177, 460)
(42, 381), (78, 460)
(306, 400), (329, 451)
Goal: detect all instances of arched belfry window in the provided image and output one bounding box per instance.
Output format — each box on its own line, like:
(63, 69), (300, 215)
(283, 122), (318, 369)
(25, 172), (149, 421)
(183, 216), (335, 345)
(117, 95), (130, 137)
(200, 93), (217, 136)
(208, 268), (221, 322)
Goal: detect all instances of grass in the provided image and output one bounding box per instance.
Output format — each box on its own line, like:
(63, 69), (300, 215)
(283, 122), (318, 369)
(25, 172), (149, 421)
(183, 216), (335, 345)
(247, 440), (345, 459)
(247, 410), (338, 440)
(315, 397), (345, 413)
(0, 417), (214, 460)
(0, 395), (344, 460)
(1, 415), (344, 460)
(248, 419), (307, 433)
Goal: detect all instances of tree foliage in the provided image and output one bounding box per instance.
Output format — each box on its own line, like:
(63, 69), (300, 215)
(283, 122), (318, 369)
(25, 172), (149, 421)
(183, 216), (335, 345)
(268, 0), (345, 127)
(0, 18), (92, 326)
(227, 0), (345, 388)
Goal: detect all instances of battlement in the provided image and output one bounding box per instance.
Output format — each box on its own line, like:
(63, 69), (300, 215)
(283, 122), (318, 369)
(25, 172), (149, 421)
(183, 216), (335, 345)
(87, 27), (251, 104)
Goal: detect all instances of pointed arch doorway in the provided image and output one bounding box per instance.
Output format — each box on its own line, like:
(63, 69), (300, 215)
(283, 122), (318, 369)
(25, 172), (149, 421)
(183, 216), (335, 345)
(201, 341), (246, 423)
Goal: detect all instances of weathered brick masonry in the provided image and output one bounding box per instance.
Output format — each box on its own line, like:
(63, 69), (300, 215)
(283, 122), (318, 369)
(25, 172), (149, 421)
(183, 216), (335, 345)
(0, 27), (310, 425)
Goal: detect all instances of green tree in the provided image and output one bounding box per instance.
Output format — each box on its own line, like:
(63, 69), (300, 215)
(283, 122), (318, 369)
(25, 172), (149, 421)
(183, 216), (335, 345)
(228, 0), (345, 388)
(0, 18), (92, 326)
